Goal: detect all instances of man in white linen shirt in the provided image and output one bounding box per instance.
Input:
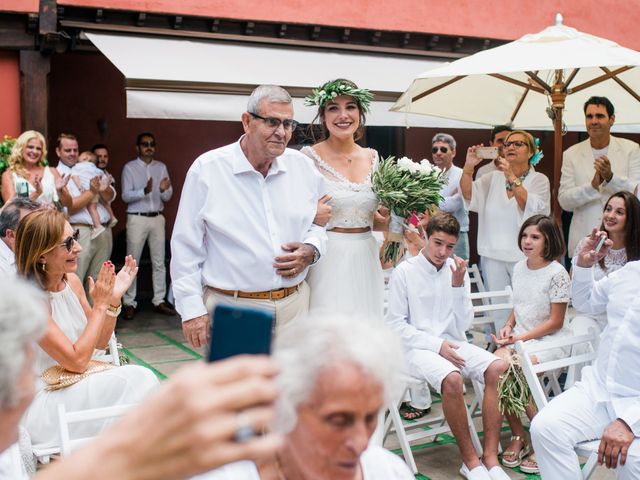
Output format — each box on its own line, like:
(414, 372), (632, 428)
(0, 197), (40, 275)
(559, 96), (640, 256)
(171, 85), (327, 349)
(385, 213), (509, 480)
(55, 133), (116, 286)
(121, 132), (175, 319)
(432, 133), (469, 259)
(531, 232), (640, 479)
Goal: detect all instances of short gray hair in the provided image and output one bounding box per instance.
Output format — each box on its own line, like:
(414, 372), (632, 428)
(432, 132), (456, 151)
(0, 197), (40, 238)
(0, 278), (48, 407)
(247, 85), (292, 115)
(273, 314), (404, 433)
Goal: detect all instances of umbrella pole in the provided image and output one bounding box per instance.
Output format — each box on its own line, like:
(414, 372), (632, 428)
(551, 74), (566, 224)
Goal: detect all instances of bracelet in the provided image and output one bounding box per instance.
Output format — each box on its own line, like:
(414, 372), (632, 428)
(105, 303), (122, 318)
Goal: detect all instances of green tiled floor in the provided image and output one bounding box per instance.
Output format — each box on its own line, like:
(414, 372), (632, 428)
(116, 310), (614, 480)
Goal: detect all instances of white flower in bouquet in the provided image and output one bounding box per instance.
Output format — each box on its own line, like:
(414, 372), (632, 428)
(372, 156), (447, 265)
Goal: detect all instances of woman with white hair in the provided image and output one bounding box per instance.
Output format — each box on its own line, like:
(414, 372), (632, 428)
(0, 278), (284, 480)
(196, 314), (414, 480)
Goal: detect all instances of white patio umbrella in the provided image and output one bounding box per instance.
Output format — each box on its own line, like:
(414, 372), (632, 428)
(391, 14), (640, 215)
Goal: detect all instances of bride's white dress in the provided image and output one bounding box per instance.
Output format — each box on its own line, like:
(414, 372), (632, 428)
(301, 146), (384, 322)
(22, 283), (159, 446)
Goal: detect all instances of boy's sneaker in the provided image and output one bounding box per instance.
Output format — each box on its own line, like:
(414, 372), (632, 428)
(90, 225), (105, 240)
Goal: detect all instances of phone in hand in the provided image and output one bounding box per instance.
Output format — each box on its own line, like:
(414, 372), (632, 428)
(594, 235), (607, 254)
(208, 304), (275, 362)
(475, 146), (499, 160)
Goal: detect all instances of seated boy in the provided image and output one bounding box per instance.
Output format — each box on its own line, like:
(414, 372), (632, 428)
(385, 212), (509, 480)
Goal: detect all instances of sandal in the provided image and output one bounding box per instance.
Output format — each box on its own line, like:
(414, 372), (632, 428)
(399, 402), (430, 420)
(520, 452), (539, 474)
(501, 435), (531, 468)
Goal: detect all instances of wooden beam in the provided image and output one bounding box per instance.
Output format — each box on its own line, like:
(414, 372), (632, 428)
(489, 73), (546, 94)
(411, 75), (466, 103)
(568, 66), (633, 93)
(19, 50), (50, 137)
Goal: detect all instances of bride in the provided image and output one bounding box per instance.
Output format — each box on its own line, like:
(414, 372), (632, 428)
(302, 79), (386, 321)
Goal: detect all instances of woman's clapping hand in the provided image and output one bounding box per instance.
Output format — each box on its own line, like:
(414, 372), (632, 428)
(112, 255), (138, 301)
(88, 261), (116, 308)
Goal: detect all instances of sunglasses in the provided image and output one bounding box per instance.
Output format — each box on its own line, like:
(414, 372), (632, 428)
(60, 229), (80, 252)
(139, 141), (156, 148)
(432, 146), (450, 154)
(504, 140), (528, 148)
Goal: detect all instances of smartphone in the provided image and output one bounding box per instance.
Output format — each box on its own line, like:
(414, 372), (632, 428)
(476, 146), (499, 160)
(594, 235), (607, 254)
(208, 304), (275, 362)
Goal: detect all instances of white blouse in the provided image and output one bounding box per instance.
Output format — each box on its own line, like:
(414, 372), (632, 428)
(467, 169), (550, 262)
(512, 260), (570, 338)
(301, 146), (379, 230)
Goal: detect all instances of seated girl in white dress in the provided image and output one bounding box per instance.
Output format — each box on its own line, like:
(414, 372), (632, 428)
(302, 79), (387, 321)
(15, 209), (158, 446)
(493, 214), (570, 475)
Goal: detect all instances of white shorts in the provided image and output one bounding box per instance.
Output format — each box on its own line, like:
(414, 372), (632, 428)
(407, 340), (499, 393)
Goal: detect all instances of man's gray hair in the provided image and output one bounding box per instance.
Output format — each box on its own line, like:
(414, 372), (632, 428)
(0, 198), (40, 238)
(432, 132), (456, 151)
(247, 85), (292, 115)
(0, 278), (48, 407)
(273, 314), (404, 433)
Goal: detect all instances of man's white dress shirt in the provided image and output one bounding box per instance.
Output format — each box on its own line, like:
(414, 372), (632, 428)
(385, 253), (472, 353)
(121, 158), (173, 213)
(438, 165), (468, 232)
(572, 261), (640, 435)
(171, 139), (327, 321)
(0, 239), (16, 275)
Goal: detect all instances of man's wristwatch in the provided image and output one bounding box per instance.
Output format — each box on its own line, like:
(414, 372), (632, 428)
(305, 243), (321, 265)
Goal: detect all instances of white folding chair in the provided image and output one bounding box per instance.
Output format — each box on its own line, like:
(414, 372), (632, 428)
(33, 336), (122, 463)
(468, 263), (487, 294)
(57, 403), (136, 456)
(383, 375), (483, 474)
(515, 334), (599, 479)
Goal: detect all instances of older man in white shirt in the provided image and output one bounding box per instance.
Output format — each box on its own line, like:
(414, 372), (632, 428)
(431, 133), (469, 259)
(385, 213), (509, 480)
(531, 233), (640, 479)
(0, 197), (40, 275)
(171, 85), (327, 348)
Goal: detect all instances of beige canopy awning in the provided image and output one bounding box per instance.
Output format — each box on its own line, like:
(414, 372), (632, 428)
(86, 31), (487, 128)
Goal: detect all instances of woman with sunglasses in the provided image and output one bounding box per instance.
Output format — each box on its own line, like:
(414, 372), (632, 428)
(301, 79), (387, 322)
(460, 130), (550, 321)
(14, 209), (158, 447)
(1, 130), (72, 209)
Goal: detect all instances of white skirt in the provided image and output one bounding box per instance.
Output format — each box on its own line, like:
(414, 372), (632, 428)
(24, 365), (158, 446)
(307, 231), (384, 322)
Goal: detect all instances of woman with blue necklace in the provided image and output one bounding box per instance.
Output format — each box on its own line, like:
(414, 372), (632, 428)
(460, 130), (550, 331)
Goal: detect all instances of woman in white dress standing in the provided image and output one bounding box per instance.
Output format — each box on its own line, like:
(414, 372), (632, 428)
(302, 79), (386, 321)
(15, 209), (158, 446)
(1, 130), (72, 209)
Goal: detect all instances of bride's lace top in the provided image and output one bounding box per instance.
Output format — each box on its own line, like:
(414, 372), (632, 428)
(301, 146), (379, 229)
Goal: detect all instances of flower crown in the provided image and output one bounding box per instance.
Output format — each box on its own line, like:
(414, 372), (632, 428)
(529, 137), (544, 166)
(304, 80), (374, 113)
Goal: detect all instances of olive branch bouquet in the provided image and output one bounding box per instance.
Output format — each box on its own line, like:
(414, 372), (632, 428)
(497, 349), (532, 416)
(371, 156), (446, 265)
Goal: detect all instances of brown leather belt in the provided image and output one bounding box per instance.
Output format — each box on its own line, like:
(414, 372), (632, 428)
(209, 283), (300, 300)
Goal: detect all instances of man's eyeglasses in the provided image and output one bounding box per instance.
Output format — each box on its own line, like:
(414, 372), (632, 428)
(139, 141), (156, 148)
(60, 229), (80, 252)
(432, 146), (450, 154)
(249, 112), (298, 131)
(503, 140), (528, 149)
